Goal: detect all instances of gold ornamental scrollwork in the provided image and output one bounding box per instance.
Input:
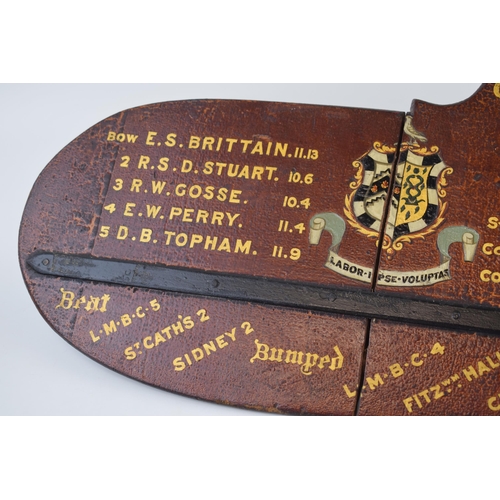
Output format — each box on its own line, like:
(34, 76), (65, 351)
(349, 159), (365, 190)
(401, 143), (440, 156)
(373, 142), (397, 155)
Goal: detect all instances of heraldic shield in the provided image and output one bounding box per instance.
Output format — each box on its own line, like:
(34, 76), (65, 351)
(345, 140), (452, 256)
(383, 143), (451, 254)
(345, 142), (396, 235)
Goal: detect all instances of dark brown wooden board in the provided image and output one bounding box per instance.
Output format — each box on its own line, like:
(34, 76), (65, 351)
(357, 320), (500, 416)
(19, 86), (500, 414)
(376, 84), (500, 310)
(358, 84), (500, 415)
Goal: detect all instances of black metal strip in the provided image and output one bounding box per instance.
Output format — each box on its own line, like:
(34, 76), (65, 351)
(27, 251), (500, 335)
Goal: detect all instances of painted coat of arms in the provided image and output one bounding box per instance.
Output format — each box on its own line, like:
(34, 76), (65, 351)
(310, 116), (479, 287)
(344, 116), (453, 257)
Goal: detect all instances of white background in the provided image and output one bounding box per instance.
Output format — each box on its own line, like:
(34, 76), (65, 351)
(1, 83), (482, 415)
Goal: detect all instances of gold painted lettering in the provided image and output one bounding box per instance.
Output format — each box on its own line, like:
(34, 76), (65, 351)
(482, 242), (494, 255)
(226, 138), (237, 152)
(202, 137), (215, 150)
(366, 373), (384, 390)
(161, 326), (172, 339)
(301, 353), (319, 375)
(217, 238), (231, 252)
(250, 339), (269, 363)
(188, 136), (200, 149)
(269, 348), (284, 362)
(121, 314), (132, 327)
(225, 328), (236, 342)
(146, 205), (162, 218)
(403, 397), (414, 413)
(487, 216), (499, 229)
(181, 159), (193, 172)
(192, 348), (204, 361)
(235, 239), (252, 254)
(203, 341), (217, 356)
(143, 336), (154, 349)
(274, 143), (287, 157)
(183, 316), (194, 329)
(189, 234), (203, 248)
(103, 320), (117, 336)
(140, 228), (152, 242)
(137, 155), (150, 169)
(183, 208), (194, 222)
(124, 202), (136, 216)
(477, 361), (491, 376)
(175, 233), (188, 247)
(152, 180), (166, 194)
(238, 165), (249, 179)
(154, 332), (166, 345)
(411, 353), (423, 366)
(171, 321), (184, 335)
(343, 384), (357, 398)
(203, 161), (214, 174)
(216, 334), (228, 349)
(211, 211), (224, 225)
(158, 157), (169, 171)
(240, 139), (252, 153)
(285, 350), (303, 365)
(251, 142), (264, 155)
(130, 178), (143, 192)
(413, 394), (423, 408)
(389, 363), (404, 378)
(463, 365), (479, 381)
(164, 230), (175, 245)
(99, 295), (110, 312)
(251, 166), (264, 180)
(430, 384), (444, 400)
(318, 355), (331, 369)
(265, 166), (277, 180)
(84, 296), (101, 312)
(487, 395), (500, 411)
(125, 347), (136, 361)
(173, 357), (185, 371)
(56, 288), (75, 309)
(90, 330), (100, 343)
(329, 346), (344, 371)
(418, 389), (431, 403)
(165, 134), (176, 147)
(196, 210), (209, 224)
(117, 225), (128, 240)
(73, 296), (86, 309)
(226, 212), (240, 226)
(145, 132), (157, 145)
(169, 207), (183, 220)
(229, 190), (242, 203)
(215, 162), (227, 175)
(486, 356), (500, 369)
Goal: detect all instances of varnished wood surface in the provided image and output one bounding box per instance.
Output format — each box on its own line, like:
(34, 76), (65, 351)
(7, 85), (492, 414)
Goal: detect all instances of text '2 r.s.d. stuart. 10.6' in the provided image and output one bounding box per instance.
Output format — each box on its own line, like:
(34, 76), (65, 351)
(19, 84), (500, 415)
